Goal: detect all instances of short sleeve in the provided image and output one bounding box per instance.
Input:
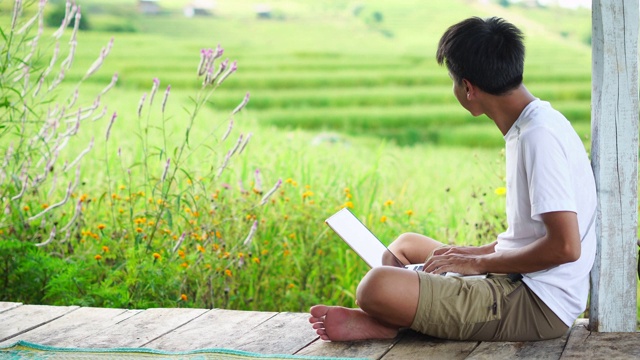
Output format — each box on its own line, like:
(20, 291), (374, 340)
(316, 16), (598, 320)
(521, 127), (577, 221)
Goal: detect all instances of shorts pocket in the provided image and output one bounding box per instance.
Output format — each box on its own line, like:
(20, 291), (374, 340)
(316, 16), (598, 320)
(428, 278), (501, 326)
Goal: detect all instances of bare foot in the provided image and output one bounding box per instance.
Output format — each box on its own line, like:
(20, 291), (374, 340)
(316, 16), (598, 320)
(308, 305), (399, 341)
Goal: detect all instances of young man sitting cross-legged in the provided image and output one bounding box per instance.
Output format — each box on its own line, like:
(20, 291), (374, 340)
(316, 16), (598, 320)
(309, 16), (597, 342)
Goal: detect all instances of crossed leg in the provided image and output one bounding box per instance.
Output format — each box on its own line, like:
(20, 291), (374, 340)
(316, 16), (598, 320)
(309, 233), (444, 341)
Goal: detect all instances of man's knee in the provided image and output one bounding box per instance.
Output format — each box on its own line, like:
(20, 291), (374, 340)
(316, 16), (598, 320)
(356, 267), (394, 311)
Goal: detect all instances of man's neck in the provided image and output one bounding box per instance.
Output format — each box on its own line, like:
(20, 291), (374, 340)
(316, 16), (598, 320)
(481, 85), (536, 136)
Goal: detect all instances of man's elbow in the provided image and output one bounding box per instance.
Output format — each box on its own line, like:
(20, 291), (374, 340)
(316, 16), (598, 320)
(558, 242), (581, 263)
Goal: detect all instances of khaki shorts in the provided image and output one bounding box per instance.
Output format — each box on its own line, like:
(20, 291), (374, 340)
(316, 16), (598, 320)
(410, 273), (569, 341)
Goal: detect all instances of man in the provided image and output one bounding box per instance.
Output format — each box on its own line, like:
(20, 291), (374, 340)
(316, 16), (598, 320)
(309, 16), (597, 342)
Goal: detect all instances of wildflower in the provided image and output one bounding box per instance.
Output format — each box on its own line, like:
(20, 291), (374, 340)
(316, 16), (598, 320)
(217, 60), (238, 86)
(261, 249), (268, 255)
(288, 233), (295, 239)
(153, 253), (161, 260)
(105, 112), (117, 141)
(225, 269), (232, 277)
(221, 119), (233, 142)
(149, 78), (160, 105)
(95, 254), (102, 261)
(344, 187), (350, 193)
(283, 249), (291, 257)
(180, 262), (189, 268)
(42, 204), (48, 209)
(98, 224), (106, 230)
(254, 169), (263, 193)
(197, 245), (205, 253)
(161, 85), (171, 113)
(343, 201), (354, 209)
(253, 257), (260, 264)
(287, 283), (295, 290)
(161, 158), (170, 184)
(136, 227), (143, 233)
(23, 205), (30, 211)
(178, 250), (186, 258)
(406, 209), (414, 217)
(285, 178), (293, 184)
(260, 179), (282, 205)
(243, 220), (258, 246)
(384, 199), (394, 207)
(380, 215), (388, 223)
(232, 92), (250, 115)
(302, 190), (314, 199)
(180, 294), (187, 301)
(238, 133), (252, 154)
(102, 246), (109, 253)
(495, 187), (507, 196)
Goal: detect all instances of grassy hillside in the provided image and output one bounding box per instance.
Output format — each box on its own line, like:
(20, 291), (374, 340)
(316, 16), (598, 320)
(13, 0), (592, 147)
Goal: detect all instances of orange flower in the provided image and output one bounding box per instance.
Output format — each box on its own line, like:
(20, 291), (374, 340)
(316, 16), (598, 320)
(102, 246), (109, 253)
(180, 262), (189, 268)
(253, 257), (260, 264)
(98, 224), (106, 230)
(178, 250), (185, 258)
(197, 245), (205, 253)
(380, 215), (387, 223)
(94, 254), (102, 261)
(180, 294), (187, 301)
(225, 269), (232, 277)
(153, 253), (161, 260)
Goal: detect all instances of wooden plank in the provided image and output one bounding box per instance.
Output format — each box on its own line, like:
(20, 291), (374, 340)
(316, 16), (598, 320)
(0, 307), (142, 347)
(561, 319), (640, 359)
(144, 309), (277, 350)
(381, 330), (478, 360)
(229, 312), (320, 355)
(0, 302), (22, 314)
(589, 0), (639, 332)
(0, 304), (79, 343)
(66, 307), (208, 348)
(465, 337), (567, 360)
(297, 337), (397, 359)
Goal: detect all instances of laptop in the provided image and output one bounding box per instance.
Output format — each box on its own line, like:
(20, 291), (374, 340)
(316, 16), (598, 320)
(325, 208), (487, 279)
(325, 208), (424, 270)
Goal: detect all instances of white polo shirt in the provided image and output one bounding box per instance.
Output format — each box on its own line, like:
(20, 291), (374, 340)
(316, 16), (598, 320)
(497, 99), (597, 326)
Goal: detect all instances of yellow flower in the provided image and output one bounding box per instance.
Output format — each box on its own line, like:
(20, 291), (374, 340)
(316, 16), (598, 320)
(225, 269), (232, 277)
(253, 257), (260, 264)
(102, 246), (109, 253)
(302, 190), (314, 199)
(178, 250), (185, 258)
(136, 227), (143, 233)
(287, 283), (295, 289)
(384, 199), (394, 207)
(119, 185), (126, 190)
(180, 262), (189, 268)
(285, 178), (293, 184)
(42, 204), (49, 209)
(180, 294), (187, 301)
(344, 187), (350, 193)
(23, 205), (30, 211)
(98, 224), (106, 230)
(197, 245), (205, 253)
(342, 201), (354, 209)
(283, 249), (291, 257)
(94, 254), (102, 261)
(380, 215), (387, 223)
(153, 253), (161, 260)
(495, 187), (507, 196)
(261, 249), (268, 255)
(288, 233), (296, 239)
(405, 209), (414, 216)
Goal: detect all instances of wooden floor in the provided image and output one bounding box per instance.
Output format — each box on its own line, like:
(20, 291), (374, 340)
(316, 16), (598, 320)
(0, 302), (639, 359)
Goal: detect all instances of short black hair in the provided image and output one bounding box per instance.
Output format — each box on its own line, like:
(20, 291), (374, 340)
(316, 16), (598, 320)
(436, 17), (525, 95)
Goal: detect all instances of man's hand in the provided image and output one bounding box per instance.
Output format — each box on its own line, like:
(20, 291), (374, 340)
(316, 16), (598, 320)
(423, 252), (485, 275)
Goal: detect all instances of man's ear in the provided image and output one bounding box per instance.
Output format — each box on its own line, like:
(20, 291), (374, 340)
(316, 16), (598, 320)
(462, 79), (475, 99)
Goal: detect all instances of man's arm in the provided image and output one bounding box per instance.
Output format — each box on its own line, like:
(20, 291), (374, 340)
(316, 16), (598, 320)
(423, 211), (580, 275)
